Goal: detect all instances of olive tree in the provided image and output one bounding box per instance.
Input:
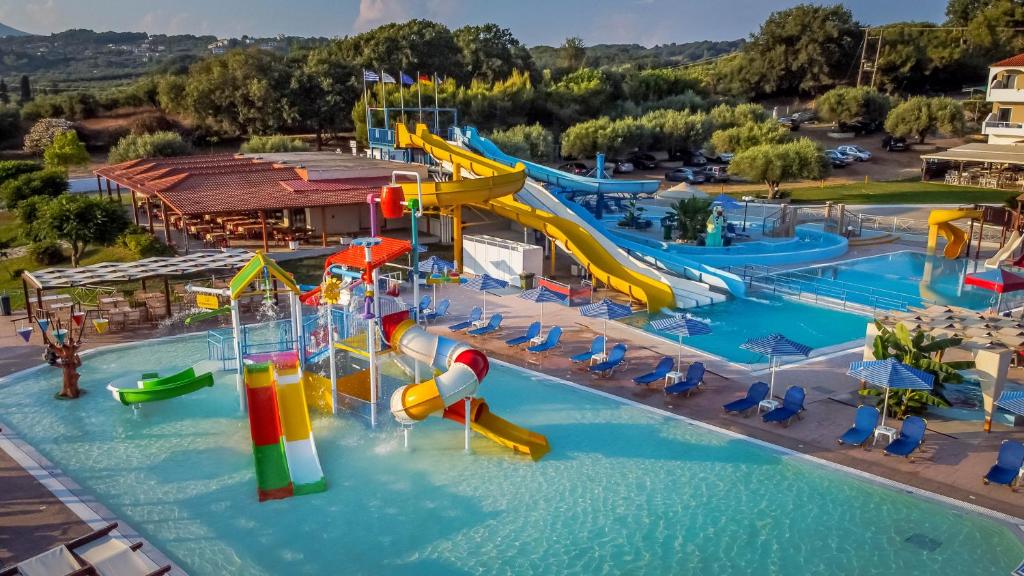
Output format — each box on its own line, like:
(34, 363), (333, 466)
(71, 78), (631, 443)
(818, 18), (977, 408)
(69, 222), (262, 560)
(816, 86), (891, 124)
(884, 97), (966, 144)
(708, 121), (790, 155)
(728, 138), (829, 199)
(29, 194), (130, 266)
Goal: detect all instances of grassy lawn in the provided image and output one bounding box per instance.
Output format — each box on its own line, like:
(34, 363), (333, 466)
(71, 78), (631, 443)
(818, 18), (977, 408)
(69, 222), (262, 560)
(776, 180), (1018, 205)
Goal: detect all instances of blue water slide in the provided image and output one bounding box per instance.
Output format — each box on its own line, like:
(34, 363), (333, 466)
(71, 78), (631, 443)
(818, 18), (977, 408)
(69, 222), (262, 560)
(459, 127), (660, 196)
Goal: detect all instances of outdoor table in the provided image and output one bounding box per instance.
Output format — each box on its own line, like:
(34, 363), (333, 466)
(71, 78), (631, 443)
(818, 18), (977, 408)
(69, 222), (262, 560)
(664, 371), (684, 386)
(873, 425), (897, 446)
(758, 399), (780, 413)
(470, 319), (488, 329)
(589, 352), (608, 365)
(529, 335), (544, 345)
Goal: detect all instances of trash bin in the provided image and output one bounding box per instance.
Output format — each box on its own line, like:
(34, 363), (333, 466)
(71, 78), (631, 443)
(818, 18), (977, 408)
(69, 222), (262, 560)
(662, 223), (673, 241)
(0, 291), (10, 316)
(518, 272), (535, 289)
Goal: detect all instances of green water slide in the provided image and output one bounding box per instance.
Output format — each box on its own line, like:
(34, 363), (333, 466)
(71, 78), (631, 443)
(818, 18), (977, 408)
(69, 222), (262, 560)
(183, 306), (231, 326)
(107, 367), (215, 405)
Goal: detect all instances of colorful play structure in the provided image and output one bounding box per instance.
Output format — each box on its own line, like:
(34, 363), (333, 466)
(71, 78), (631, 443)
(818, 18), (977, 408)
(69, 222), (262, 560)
(106, 367), (214, 405)
(927, 206), (1021, 263)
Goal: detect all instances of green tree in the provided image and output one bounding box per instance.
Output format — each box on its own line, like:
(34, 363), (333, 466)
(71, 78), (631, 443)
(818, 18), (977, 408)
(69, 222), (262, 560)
(0, 169), (67, 209)
(884, 96), (966, 144)
(0, 160), (42, 185)
(707, 103), (769, 131)
(548, 68), (614, 125)
(23, 118), (74, 155)
(728, 138), (829, 199)
(240, 135), (309, 153)
(336, 20), (464, 80)
(43, 130), (90, 172)
(18, 75), (31, 103)
(0, 79), (8, 105)
(0, 104), (20, 143)
(108, 131), (192, 163)
(640, 109), (710, 157)
(489, 124), (553, 162)
(560, 37), (586, 70)
(715, 4), (860, 97)
(664, 197), (713, 241)
(561, 116), (648, 158)
(816, 86), (891, 125)
(30, 195), (130, 266)
(708, 120), (790, 155)
(454, 24), (533, 82)
(947, 0), (992, 25)
(289, 46), (359, 149)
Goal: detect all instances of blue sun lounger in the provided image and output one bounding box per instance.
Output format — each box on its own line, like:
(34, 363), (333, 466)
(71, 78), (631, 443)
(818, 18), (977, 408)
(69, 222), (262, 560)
(447, 306), (482, 331)
(837, 406), (880, 447)
(664, 362), (705, 396)
(883, 416), (926, 458)
(467, 313), (503, 336)
(571, 336), (605, 363)
(505, 321), (541, 347)
(423, 299), (450, 322)
(723, 382), (769, 416)
(417, 295), (431, 312)
(589, 343), (628, 377)
(762, 386), (805, 426)
(527, 327), (562, 354)
(984, 440), (1024, 487)
(633, 357), (675, 385)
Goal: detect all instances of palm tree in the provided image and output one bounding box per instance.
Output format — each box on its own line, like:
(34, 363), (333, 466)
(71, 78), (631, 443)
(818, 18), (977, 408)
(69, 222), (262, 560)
(665, 197), (712, 242)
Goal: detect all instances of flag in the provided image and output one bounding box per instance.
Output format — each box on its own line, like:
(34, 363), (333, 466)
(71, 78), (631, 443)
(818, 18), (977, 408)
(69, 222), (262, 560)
(401, 72), (415, 86)
(381, 71), (396, 84)
(418, 73), (431, 84)
(363, 70), (380, 82)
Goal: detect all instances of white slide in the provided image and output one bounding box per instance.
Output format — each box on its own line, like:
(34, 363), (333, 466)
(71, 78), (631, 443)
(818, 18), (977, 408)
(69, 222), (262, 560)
(985, 230), (1022, 268)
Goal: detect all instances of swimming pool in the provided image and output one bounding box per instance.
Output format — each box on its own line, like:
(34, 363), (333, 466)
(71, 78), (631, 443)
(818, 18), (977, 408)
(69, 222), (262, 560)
(622, 291), (868, 364)
(771, 251), (1008, 311)
(5, 336), (1020, 575)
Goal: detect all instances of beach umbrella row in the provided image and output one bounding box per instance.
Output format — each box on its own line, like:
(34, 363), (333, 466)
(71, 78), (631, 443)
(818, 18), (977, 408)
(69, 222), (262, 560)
(847, 358), (935, 427)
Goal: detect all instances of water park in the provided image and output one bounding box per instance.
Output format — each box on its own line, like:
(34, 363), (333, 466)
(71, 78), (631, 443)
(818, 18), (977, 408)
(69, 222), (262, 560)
(10, 106), (1024, 575)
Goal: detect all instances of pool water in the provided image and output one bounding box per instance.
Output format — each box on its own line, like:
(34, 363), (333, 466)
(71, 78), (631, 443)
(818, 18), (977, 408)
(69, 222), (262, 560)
(623, 292), (868, 364)
(774, 251), (1006, 311)
(1, 336), (1022, 575)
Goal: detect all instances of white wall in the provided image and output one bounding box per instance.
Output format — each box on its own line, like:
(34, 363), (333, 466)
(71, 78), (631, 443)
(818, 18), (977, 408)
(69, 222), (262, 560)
(463, 234), (542, 287)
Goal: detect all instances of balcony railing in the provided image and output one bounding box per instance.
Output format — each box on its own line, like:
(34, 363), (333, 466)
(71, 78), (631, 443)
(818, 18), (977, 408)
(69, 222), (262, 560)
(983, 120), (1024, 131)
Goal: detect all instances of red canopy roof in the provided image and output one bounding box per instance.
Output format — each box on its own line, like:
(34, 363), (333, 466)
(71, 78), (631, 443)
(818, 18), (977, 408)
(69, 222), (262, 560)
(964, 268), (1024, 294)
(324, 237), (412, 271)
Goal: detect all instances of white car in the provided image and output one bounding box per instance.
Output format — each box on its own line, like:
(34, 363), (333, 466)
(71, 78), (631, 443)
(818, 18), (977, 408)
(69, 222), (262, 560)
(836, 145), (872, 162)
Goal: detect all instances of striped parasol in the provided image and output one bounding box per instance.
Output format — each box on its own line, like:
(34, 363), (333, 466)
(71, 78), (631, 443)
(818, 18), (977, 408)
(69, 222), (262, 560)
(580, 299), (633, 354)
(741, 333), (812, 399)
(848, 358), (935, 427)
(462, 274), (509, 316)
(519, 286), (565, 327)
(649, 314), (711, 372)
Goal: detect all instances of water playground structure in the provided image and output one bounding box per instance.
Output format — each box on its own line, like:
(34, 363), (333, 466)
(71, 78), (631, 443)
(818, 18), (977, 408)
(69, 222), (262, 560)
(927, 205), (1020, 262)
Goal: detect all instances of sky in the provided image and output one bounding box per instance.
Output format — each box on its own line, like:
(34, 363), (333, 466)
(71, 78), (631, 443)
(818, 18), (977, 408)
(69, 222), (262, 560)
(0, 0), (949, 46)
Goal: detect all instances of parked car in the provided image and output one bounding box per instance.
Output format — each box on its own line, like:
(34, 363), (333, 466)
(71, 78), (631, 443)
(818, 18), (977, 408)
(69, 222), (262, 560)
(838, 118), (881, 135)
(881, 135), (908, 152)
(665, 167), (707, 184)
(609, 159), (635, 174)
(703, 165), (730, 183)
(626, 152), (659, 170)
(667, 149), (708, 166)
(791, 110), (817, 123)
(824, 150), (851, 168)
(558, 162), (588, 175)
(778, 116), (801, 131)
(701, 149), (734, 164)
(835, 145), (872, 162)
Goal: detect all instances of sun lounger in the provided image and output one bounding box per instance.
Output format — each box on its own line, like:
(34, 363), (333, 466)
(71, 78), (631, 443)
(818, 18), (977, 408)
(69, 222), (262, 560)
(570, 336), (605, 363)
(527, 326), (562, 354)
(883, 416), (926, 458)
(984, 440), (1024, 487)
(723, 381), (770, 416)
(423, 299), (450, 322)
(467, 314), (503, 336)
(664, 362), (706, 396)
(762, 386), (805, 426)
(633, 357), (675, 385)
(837, 406), (880, 447)
(0, 522), (171, 576)
(417, 295), (431, 312)
(589, 343), (628, 377)
(505, 321), (541, 347)
(447, 306), (482, 331)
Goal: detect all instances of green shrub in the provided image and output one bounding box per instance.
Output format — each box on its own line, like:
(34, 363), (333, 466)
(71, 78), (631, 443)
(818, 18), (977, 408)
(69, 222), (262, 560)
(0, 160), (42, 185)
(23, 118), (74, 155)
(488, 124), (553, 162)
(240, 135), (310, 153)
(0, 169), (67, 209)
(28, 240), (65, 265)
(118, 226), (173, 257)
(108, 131), (192, 163)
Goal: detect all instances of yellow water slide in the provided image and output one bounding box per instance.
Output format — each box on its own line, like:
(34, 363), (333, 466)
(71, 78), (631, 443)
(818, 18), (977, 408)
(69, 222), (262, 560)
(927, 209), (982, 260)
(395, 123), (675, 311)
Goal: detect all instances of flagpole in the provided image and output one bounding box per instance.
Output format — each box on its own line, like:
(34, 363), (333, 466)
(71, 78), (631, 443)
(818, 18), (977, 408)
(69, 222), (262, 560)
(417, 70), (423, 123)
(380, 69), (388, 135)
(433, 73), (440, 134)
(398, 71), (405, 125)
(362, 72), (370, 147)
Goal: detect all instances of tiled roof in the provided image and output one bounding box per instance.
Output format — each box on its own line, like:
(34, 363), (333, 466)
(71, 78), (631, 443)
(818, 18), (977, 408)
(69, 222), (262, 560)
(95, 155), (390, 216)
(992, 53), (1024, 67)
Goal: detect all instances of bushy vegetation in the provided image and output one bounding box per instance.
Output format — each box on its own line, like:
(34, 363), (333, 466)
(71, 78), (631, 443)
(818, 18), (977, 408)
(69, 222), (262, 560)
(43, 131), (90, 171)
(108, 130), (192, 163)
(240, 135), (310, 153)
(728, 138), (830, 199)
(118, 225), (173, 257)
(19, 194), (130, 266)
(27, 240), (66, 265)
(488, 124), (553, 162)
(884, 96), (966, 144)
(816, 86), (892, 125)
(0, 169), (67, 209)
(23, 118), (74, 154)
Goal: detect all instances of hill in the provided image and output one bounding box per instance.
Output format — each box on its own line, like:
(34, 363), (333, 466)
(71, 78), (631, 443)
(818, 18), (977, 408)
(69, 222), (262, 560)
(0, 22), (27, 37)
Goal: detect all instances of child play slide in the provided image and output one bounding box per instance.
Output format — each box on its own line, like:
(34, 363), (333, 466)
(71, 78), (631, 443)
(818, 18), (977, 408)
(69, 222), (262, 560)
(244, 353), (326, 501)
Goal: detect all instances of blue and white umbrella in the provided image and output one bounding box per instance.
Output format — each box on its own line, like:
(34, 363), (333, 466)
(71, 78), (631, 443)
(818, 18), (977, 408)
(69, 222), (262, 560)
(996, 390), (1024, 417)
(419, 255), (453, 274)
(741, 333), (813, 399)
(580, 298), (633, 353)
(519, 286), (565, 327)
(848, 358), (935, 427)
(711, 193), (742, 210)
(649, 314), (711, 371)
(462, 274), (509, 316)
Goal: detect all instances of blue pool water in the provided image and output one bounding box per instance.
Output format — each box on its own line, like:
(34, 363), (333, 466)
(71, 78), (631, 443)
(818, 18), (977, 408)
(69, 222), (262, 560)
(623, 292), (868, 364)
(1, 336), (1022, 575)
(774, 251), (1005, 311)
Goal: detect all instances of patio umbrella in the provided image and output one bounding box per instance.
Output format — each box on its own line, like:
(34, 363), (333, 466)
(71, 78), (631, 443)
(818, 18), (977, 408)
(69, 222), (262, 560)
(847, 358), (935, 428)
(518, 286), (565, 328)
(996, 390), (1024, 417)
(964, 268), (1024, 313)
(649, 314), (711, 372)
(740, 333), (812, 400)
(420, 255), (455, 304)
(462, 274), (509, 317)
(579, 298), (633, 354)
(711, 193), (742, 210)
